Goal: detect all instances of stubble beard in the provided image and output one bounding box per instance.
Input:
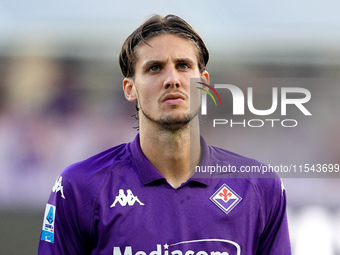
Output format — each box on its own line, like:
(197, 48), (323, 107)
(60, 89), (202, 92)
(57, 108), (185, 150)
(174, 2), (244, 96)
(140, 106), (199, 131)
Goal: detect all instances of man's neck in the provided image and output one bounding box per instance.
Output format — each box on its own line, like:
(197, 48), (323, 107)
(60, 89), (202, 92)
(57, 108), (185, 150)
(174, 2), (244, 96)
(139, 117), (201, 189)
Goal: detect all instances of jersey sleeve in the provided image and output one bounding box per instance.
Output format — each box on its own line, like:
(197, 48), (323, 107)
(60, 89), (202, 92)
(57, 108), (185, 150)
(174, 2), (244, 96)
(256, 178), (292, 255)
(38, 166), (94, 254)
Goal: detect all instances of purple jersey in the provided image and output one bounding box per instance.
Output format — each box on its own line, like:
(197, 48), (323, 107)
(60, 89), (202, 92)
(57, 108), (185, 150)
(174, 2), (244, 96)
(38, 134), (291, 255)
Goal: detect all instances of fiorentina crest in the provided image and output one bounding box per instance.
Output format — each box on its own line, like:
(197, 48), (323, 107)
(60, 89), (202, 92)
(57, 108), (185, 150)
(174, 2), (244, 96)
(210, 184), (242, 215)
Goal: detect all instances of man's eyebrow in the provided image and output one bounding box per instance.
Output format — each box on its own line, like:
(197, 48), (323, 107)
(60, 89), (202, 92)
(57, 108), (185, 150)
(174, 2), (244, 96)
(175, 58), (195, 64)
(141, 60), (165, 69)
(142, 58), (196, 69)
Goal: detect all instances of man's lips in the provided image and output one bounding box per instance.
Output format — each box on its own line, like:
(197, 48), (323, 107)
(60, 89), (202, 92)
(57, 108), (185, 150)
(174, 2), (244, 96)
(162, 93), (186, 105)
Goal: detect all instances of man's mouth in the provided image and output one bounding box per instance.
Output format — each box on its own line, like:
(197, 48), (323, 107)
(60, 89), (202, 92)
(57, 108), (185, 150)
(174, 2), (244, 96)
(162, 93), (186, 105)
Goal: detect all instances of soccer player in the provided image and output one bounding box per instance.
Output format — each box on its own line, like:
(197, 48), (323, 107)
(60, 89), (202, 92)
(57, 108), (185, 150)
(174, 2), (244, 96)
(38, 14), (291, 254)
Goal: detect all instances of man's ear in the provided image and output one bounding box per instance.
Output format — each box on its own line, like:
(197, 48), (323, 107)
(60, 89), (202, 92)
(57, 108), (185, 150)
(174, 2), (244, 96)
(123, 78), (137, 102)
(200, 70), (210, 85)
(198, 70), (210, 94)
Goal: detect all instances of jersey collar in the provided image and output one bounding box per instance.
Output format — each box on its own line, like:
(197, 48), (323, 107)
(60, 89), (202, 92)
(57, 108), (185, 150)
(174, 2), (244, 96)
(130, 133), (212, 187)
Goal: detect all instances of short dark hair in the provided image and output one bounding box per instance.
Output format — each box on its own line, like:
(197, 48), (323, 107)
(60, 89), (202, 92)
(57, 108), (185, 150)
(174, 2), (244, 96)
(119, 14), (209, 78)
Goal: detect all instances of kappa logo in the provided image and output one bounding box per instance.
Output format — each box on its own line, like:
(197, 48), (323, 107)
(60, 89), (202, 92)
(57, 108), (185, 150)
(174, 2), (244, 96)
(110, 189), (145, 207)
(52, 175), (65, 199)
(281, 181), (285, 196)
(210, 184), (242, 214)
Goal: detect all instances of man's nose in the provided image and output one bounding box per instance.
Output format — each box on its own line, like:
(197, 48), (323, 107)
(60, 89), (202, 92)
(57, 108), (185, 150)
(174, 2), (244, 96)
(163, 66), (181, 89)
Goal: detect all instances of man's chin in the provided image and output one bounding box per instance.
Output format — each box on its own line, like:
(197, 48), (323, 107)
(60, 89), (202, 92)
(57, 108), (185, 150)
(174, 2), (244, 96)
(155, 113), (189, 130)
(141, 108), (200, 131)
(159, 119), (190, 131)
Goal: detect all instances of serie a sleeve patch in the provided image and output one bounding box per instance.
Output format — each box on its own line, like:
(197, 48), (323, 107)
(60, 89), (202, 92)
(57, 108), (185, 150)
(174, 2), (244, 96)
(40, 203), (56, 243)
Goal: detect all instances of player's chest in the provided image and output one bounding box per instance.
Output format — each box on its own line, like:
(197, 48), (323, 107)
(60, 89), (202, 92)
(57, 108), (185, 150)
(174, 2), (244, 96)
(92, 182), (261, 255)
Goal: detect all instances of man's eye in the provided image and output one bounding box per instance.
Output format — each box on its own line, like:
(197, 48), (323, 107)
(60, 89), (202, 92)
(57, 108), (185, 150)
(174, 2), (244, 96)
(148, 66), (161, 72)
(178, 63), (190, 70)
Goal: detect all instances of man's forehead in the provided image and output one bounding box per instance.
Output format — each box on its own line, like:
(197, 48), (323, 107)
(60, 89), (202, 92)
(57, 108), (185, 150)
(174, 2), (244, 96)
(135, 34), (199, 64)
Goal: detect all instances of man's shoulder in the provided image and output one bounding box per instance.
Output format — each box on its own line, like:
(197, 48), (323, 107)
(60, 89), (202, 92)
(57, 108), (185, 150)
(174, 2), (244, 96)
(208, 144), (263, 167)
(45, 140), (139, 214)
(67, 142), (130, 173)
(58, 141), (134, 191)
(207, 144), (282, 186)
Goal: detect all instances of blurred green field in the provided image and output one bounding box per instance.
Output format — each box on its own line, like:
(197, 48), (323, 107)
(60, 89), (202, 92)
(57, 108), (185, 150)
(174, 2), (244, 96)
(0, 211), (42, 255)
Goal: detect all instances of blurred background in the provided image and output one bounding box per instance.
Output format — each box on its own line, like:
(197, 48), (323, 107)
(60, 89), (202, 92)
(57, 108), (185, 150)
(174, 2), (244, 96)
(0, 0), (339, 254)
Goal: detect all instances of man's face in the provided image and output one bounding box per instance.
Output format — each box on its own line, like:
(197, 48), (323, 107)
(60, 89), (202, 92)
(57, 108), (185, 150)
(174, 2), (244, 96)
(123, 34), (209, 131)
